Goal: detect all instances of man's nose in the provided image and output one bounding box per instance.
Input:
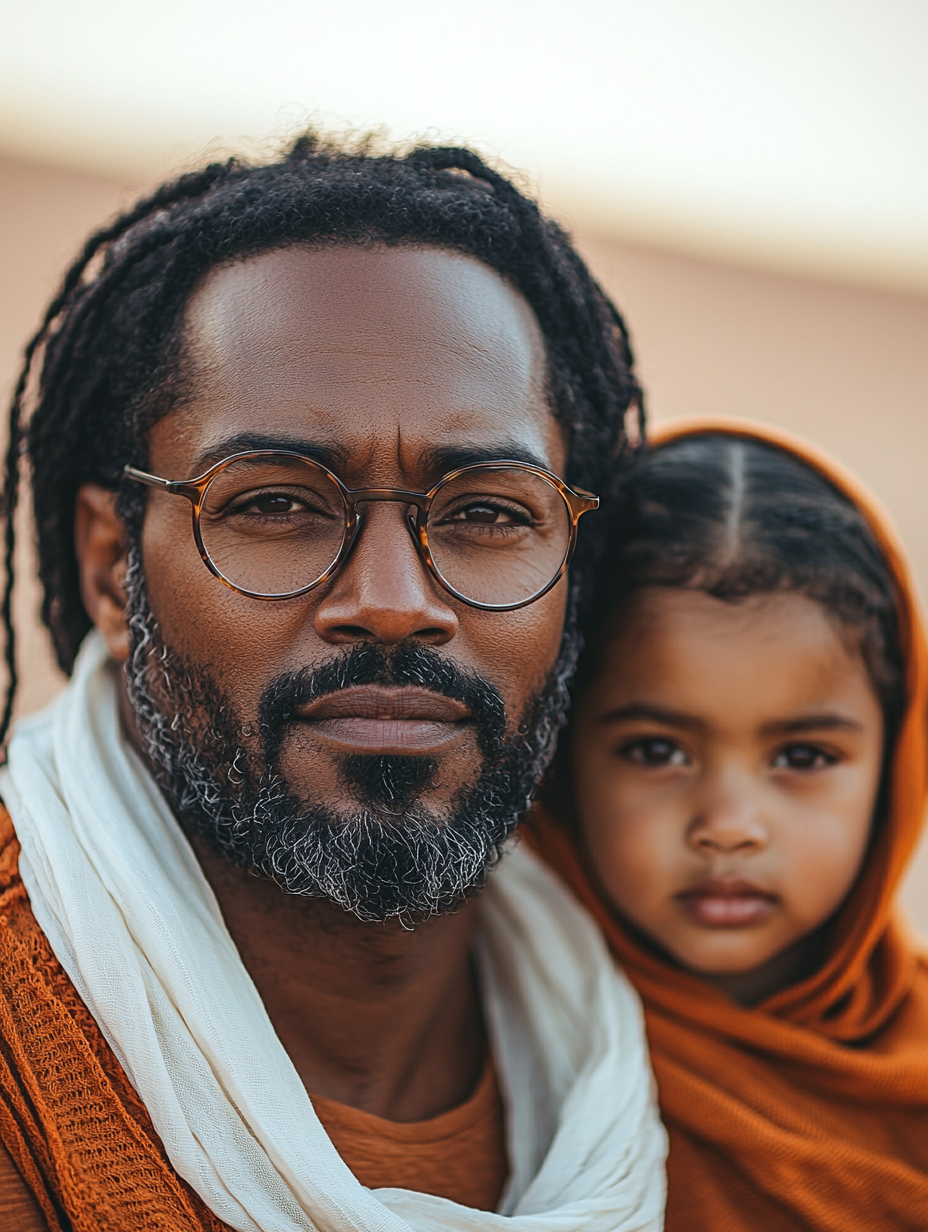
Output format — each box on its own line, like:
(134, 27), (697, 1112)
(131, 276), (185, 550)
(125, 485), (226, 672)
(687, 778), (769, 857)
(313, 501), (459, 646)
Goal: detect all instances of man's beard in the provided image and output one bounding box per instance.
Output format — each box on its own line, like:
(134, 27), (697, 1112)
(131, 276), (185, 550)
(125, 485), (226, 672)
(123, 550), (576, 923)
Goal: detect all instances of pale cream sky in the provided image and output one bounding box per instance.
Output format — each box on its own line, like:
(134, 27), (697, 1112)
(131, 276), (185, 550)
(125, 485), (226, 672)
(2, 0), (926, 291)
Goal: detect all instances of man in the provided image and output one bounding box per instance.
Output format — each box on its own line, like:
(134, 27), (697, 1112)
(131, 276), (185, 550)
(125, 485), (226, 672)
(0, 137), (665, 1230)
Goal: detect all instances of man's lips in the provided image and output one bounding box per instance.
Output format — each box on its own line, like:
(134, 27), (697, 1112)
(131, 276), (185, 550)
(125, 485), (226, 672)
(292, 686), (471, 754)
(675, 877), (779, 928)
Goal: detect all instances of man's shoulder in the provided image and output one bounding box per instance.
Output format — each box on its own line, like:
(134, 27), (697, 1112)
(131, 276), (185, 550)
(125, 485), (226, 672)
(0, 805), (53, 961)
(0, 804), (53, 1228)
(0, 805), (34, 947)
(0, 804), (230, 1229)
(0, 804), (21, 886)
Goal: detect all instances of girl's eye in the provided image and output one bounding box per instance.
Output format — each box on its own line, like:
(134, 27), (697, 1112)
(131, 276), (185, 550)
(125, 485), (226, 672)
(620, 737), (689, 768)
(772, 744), (838, 772)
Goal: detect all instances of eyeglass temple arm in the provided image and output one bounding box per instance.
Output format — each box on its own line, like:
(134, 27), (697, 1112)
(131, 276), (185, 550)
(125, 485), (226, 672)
(124, 464), (174, 489)
(123, 464), (200, 502)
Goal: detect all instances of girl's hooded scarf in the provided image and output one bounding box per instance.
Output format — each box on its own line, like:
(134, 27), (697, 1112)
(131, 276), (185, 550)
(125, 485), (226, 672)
(531, 419), (928, 1232)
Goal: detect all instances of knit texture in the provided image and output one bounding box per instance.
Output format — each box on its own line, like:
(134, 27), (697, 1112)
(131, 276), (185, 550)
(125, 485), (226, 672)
(0, 808), (230, 1231)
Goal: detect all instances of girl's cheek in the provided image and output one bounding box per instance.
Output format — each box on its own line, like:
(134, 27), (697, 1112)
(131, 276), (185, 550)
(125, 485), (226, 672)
(779, 813), (872, 928)
(580, 780), (679, 904)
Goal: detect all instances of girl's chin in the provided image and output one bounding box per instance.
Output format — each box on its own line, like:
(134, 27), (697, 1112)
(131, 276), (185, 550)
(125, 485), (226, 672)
(658, 927), (789, 980)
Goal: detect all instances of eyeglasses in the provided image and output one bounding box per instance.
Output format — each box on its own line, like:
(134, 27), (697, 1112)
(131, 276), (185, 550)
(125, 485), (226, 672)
(124, 451), (599, 611)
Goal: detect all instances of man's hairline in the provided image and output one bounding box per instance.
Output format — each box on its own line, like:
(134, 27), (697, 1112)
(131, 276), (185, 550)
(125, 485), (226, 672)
(131, 237), (568, 487)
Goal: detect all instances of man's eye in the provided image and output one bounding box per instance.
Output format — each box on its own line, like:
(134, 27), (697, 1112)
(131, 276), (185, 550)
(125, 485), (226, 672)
(448, 502), (529, 525)
(229, 490), (320, 517)
(772, 744), (837, 772)
(620, 738), (688, 767)
(247, 494), (297, 515)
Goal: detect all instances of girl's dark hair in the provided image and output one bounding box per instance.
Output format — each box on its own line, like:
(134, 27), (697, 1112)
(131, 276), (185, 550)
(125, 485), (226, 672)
(1, 132), (643, 743)
(580, 432), (905, 730)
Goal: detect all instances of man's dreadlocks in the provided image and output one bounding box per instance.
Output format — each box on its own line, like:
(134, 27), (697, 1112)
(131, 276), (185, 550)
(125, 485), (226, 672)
(1, 132), (643, 744)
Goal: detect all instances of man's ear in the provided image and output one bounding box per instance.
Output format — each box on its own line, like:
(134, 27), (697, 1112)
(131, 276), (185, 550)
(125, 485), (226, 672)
(74, 484), (132, 664)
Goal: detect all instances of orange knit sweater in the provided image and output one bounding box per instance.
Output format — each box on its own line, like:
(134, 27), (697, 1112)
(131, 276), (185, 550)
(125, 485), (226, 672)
(0, 807), (508, 1228)
(0, 808), (230, 1231)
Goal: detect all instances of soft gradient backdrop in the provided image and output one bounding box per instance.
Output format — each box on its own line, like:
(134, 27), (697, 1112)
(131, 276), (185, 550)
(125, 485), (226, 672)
(2, 0), (926, 923)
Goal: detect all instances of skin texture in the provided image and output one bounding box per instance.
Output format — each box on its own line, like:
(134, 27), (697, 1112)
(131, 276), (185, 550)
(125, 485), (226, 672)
(573, 587), (884, 1005)
(74, 245), (569, 1119)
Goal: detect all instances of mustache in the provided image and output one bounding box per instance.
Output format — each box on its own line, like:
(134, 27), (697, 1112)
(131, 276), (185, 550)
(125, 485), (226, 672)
(258, 642), (508, 765)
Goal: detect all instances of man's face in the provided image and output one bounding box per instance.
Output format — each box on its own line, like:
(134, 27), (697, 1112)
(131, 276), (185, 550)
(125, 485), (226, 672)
(125, 245), (570, 918)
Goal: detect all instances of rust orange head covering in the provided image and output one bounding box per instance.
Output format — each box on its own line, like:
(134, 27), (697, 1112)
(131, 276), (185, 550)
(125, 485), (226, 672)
(530, 418), (928, 1232)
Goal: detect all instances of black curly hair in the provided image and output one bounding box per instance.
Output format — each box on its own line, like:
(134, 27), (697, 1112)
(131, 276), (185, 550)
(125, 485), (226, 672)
(1, 132), (643, 743)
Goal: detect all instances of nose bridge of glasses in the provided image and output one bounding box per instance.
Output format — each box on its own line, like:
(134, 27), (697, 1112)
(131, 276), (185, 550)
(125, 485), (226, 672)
(338, 490), (427, 564)
(342, 490), (434, 582)
(345, 487), (430, 517)
(348, 490), (430, 552)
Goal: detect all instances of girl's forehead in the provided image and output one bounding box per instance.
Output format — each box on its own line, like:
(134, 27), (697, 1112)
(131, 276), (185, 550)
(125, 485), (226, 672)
(589, 587), (880, 730)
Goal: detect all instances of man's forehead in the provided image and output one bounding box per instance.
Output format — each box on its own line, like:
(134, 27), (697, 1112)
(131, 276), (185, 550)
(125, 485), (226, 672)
(163, 244), (565, 480)
(185, 245), (546, 390)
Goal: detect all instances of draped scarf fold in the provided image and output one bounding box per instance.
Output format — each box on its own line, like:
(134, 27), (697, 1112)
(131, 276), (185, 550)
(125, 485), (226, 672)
(530, 417), (928, 1232)
(0, 631), (666, 1232)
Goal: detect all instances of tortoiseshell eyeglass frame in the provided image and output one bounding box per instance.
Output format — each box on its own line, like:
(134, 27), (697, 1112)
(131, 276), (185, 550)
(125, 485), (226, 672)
(124, 451), (599, 611)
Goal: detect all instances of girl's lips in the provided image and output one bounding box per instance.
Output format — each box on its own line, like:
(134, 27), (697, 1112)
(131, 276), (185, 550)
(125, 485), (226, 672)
(675, 878), (779, 928)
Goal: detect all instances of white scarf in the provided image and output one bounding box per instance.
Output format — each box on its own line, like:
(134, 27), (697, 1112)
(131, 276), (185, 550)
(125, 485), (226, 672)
(0, 633), (666, 1232)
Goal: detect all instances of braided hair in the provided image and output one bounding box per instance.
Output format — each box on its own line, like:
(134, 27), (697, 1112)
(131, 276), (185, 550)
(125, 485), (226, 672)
(544, 431), (906, 823)
(581, 432), (905, 728)
(1, 133), (643, 743)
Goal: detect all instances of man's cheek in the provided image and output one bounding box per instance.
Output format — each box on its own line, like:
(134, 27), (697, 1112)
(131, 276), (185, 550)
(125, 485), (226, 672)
(459, 590), (566, 686)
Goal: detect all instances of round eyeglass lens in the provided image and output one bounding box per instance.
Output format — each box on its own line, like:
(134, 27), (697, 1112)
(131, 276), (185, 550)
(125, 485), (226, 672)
(198, 454), (348, 596)
(426, 467), (572, 607)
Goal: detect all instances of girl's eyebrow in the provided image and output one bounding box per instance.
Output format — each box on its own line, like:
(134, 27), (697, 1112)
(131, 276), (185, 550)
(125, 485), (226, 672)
(597, 706), (864, 736)
(761, 714), (864, 736)
(597, 703), (703, 730)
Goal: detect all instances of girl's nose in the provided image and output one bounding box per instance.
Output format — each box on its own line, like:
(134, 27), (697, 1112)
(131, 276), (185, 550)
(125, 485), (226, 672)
(687, 790), (769, 857)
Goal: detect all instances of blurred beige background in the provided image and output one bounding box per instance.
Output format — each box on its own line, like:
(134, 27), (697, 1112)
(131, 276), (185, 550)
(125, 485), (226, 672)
(2, 148), (927, 927)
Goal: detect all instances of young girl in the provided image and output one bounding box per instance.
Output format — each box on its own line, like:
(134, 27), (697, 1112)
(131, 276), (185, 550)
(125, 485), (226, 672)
(531, 420), (928, 1231)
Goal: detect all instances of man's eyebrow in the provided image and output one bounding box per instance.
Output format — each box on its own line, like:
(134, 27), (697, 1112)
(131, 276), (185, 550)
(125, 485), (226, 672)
(421, 443), (553, 476)
(192, 434), (350, 475)
(597, 703), (704, 731)
(761, 714), (864, 736)
(191, 437), (552, 480)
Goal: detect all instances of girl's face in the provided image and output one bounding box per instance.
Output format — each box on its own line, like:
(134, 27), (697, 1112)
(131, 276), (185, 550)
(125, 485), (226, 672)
(572, 587), (885, 1003)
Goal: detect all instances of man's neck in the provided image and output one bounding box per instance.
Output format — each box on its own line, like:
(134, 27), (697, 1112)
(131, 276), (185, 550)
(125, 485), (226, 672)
(190, 833), (487, 1123)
